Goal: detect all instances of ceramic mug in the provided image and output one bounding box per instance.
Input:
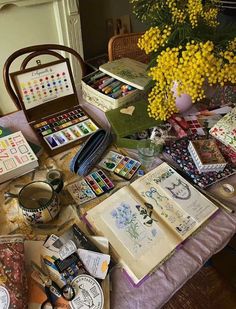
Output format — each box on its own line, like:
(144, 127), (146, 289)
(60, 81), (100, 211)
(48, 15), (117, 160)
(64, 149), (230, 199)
(5, 180), (63, 225)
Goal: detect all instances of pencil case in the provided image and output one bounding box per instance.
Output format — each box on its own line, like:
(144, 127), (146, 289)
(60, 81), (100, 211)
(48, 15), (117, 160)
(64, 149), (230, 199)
(70, 129), (112, 176)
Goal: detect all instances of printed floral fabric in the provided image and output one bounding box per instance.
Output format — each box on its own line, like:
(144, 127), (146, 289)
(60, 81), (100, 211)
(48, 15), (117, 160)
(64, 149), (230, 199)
(0, 235), (27, 309)
(164, 135), (236, 188)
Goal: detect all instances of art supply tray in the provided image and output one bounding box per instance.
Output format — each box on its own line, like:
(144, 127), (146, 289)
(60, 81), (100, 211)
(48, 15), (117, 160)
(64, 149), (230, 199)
(81, 58), (151, 112)
(10, 59), (100, 155)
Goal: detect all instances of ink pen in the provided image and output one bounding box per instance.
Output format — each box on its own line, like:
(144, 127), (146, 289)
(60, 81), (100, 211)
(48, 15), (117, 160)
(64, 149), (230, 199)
(104, 81), (122, 94)
(90, 72), (106, 82)
(112, 84), (123, 93)
(98, 77), (115, 89)
(110, 89), (122, 99)
(90, 76), (109, 89)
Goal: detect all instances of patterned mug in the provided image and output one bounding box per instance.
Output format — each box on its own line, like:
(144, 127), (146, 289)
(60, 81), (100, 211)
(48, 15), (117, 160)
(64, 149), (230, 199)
(5, 180), (63, 225)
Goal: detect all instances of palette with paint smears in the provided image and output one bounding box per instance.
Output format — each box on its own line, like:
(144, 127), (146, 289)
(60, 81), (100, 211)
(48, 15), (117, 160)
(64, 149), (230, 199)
(99, 151), (141, 180)
(10, 59), (100, 155)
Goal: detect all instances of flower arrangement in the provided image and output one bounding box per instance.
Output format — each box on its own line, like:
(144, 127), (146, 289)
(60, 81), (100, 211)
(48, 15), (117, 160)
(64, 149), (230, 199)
(130, 0), (236, 120)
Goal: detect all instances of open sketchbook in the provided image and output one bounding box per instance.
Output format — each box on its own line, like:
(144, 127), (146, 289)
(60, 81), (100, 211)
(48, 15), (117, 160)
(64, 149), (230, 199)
(86, 163), (218, 286)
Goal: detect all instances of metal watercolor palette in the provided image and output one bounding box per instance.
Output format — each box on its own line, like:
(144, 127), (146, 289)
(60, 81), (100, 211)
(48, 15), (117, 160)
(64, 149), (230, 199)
(84, 170), (114, 196)
(33, 108), (99, 150)
(99, 151), (141, 180)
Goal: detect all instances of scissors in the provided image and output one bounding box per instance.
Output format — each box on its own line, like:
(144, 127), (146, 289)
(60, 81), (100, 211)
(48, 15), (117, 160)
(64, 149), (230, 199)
(31, 262), (75, 309)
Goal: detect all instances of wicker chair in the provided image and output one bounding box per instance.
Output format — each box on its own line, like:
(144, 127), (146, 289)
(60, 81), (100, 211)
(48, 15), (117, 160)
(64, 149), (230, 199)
(108, 32), (149, 64)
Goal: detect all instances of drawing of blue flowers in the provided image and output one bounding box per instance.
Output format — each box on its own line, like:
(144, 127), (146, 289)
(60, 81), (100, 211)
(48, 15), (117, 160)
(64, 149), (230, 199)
(151, 229), (158, 237)
(111, 203), (135, 229)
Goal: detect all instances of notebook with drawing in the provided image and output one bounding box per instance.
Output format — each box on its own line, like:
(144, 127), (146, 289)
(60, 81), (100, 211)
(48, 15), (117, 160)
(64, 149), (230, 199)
(0, 131), (38, 184)
(85, 162), (218, 286)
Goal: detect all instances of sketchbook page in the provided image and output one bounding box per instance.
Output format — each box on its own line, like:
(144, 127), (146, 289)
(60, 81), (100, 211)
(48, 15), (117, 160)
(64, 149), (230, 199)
(86, 186), (179, 282)
(131, 163), (218, 239)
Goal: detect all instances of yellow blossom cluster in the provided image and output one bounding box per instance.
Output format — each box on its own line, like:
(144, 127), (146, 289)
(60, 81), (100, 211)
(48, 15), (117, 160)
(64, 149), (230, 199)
(138, 26), (172, 54)
(147, 41), (236, 120)
(187, 0), (203, 28)
(166, 0), (186, 24)
(228, 38), (236, 51)
(203, 7), (219, 27)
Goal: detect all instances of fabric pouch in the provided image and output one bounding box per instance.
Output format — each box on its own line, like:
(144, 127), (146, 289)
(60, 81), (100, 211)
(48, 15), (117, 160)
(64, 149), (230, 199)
(70, 129), (112, 176)
(0, 234), (28, 309)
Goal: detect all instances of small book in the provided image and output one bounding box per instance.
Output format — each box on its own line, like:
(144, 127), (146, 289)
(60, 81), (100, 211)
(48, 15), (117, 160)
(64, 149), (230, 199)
(188, 140), (227, 173)
(0, 131), (39, 184)
(164, 135), (236, 188)
(210, 106), (236, 152)
(0, 126), (42, 156)
(85, 162), (218, 286)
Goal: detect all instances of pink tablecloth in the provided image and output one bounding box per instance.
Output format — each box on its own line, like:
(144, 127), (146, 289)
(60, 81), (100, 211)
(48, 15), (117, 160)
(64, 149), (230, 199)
(1, 106), (236, 309)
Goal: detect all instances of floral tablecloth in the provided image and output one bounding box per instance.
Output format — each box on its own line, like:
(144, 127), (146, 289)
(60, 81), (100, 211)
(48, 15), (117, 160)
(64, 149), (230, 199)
(0, 107), (236, 309)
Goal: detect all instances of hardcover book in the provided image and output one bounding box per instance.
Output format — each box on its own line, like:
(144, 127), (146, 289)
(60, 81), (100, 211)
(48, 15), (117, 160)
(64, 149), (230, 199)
(210, 106), (236, 151)
(0, 131), (39, 184)
(85, 163), (218, 285)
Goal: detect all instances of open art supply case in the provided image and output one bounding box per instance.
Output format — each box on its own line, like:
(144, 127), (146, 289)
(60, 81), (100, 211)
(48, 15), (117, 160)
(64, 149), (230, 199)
(10, 59), (100, 156)
(81, 58), (151, 112)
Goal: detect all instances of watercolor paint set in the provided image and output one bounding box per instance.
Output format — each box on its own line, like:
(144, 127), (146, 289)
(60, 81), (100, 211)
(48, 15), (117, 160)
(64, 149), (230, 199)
(11, 59), (100, 155)
(33, 109), (98, 150)
(67, 170), (114, 205)
(99, 150), (141, 180)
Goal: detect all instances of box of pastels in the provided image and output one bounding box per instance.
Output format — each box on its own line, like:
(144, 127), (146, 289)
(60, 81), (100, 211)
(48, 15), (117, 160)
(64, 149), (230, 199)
(81, 58), (151, 112)
(10, 59), (100, 156)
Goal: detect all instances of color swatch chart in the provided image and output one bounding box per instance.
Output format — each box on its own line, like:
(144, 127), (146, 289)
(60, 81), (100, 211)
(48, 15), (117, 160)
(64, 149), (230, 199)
(33, 108), (99, 150)
(14, 62), (74, 110)
(0, 132), (37, 174)
(99, 151), (141, 180)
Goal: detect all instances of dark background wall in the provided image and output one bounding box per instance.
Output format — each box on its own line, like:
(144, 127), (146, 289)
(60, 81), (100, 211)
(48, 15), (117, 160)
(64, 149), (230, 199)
(79, 0), (147, 60)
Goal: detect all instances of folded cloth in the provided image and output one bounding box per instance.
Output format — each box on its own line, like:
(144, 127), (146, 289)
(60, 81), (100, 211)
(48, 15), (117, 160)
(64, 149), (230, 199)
(0, 235), (27, 309)
(70, 129), (112, 176)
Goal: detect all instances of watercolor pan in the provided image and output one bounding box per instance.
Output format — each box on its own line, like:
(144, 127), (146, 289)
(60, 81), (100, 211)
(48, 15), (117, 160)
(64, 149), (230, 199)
(84, 170), (114, 196)
(33, 107), (99, 153)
